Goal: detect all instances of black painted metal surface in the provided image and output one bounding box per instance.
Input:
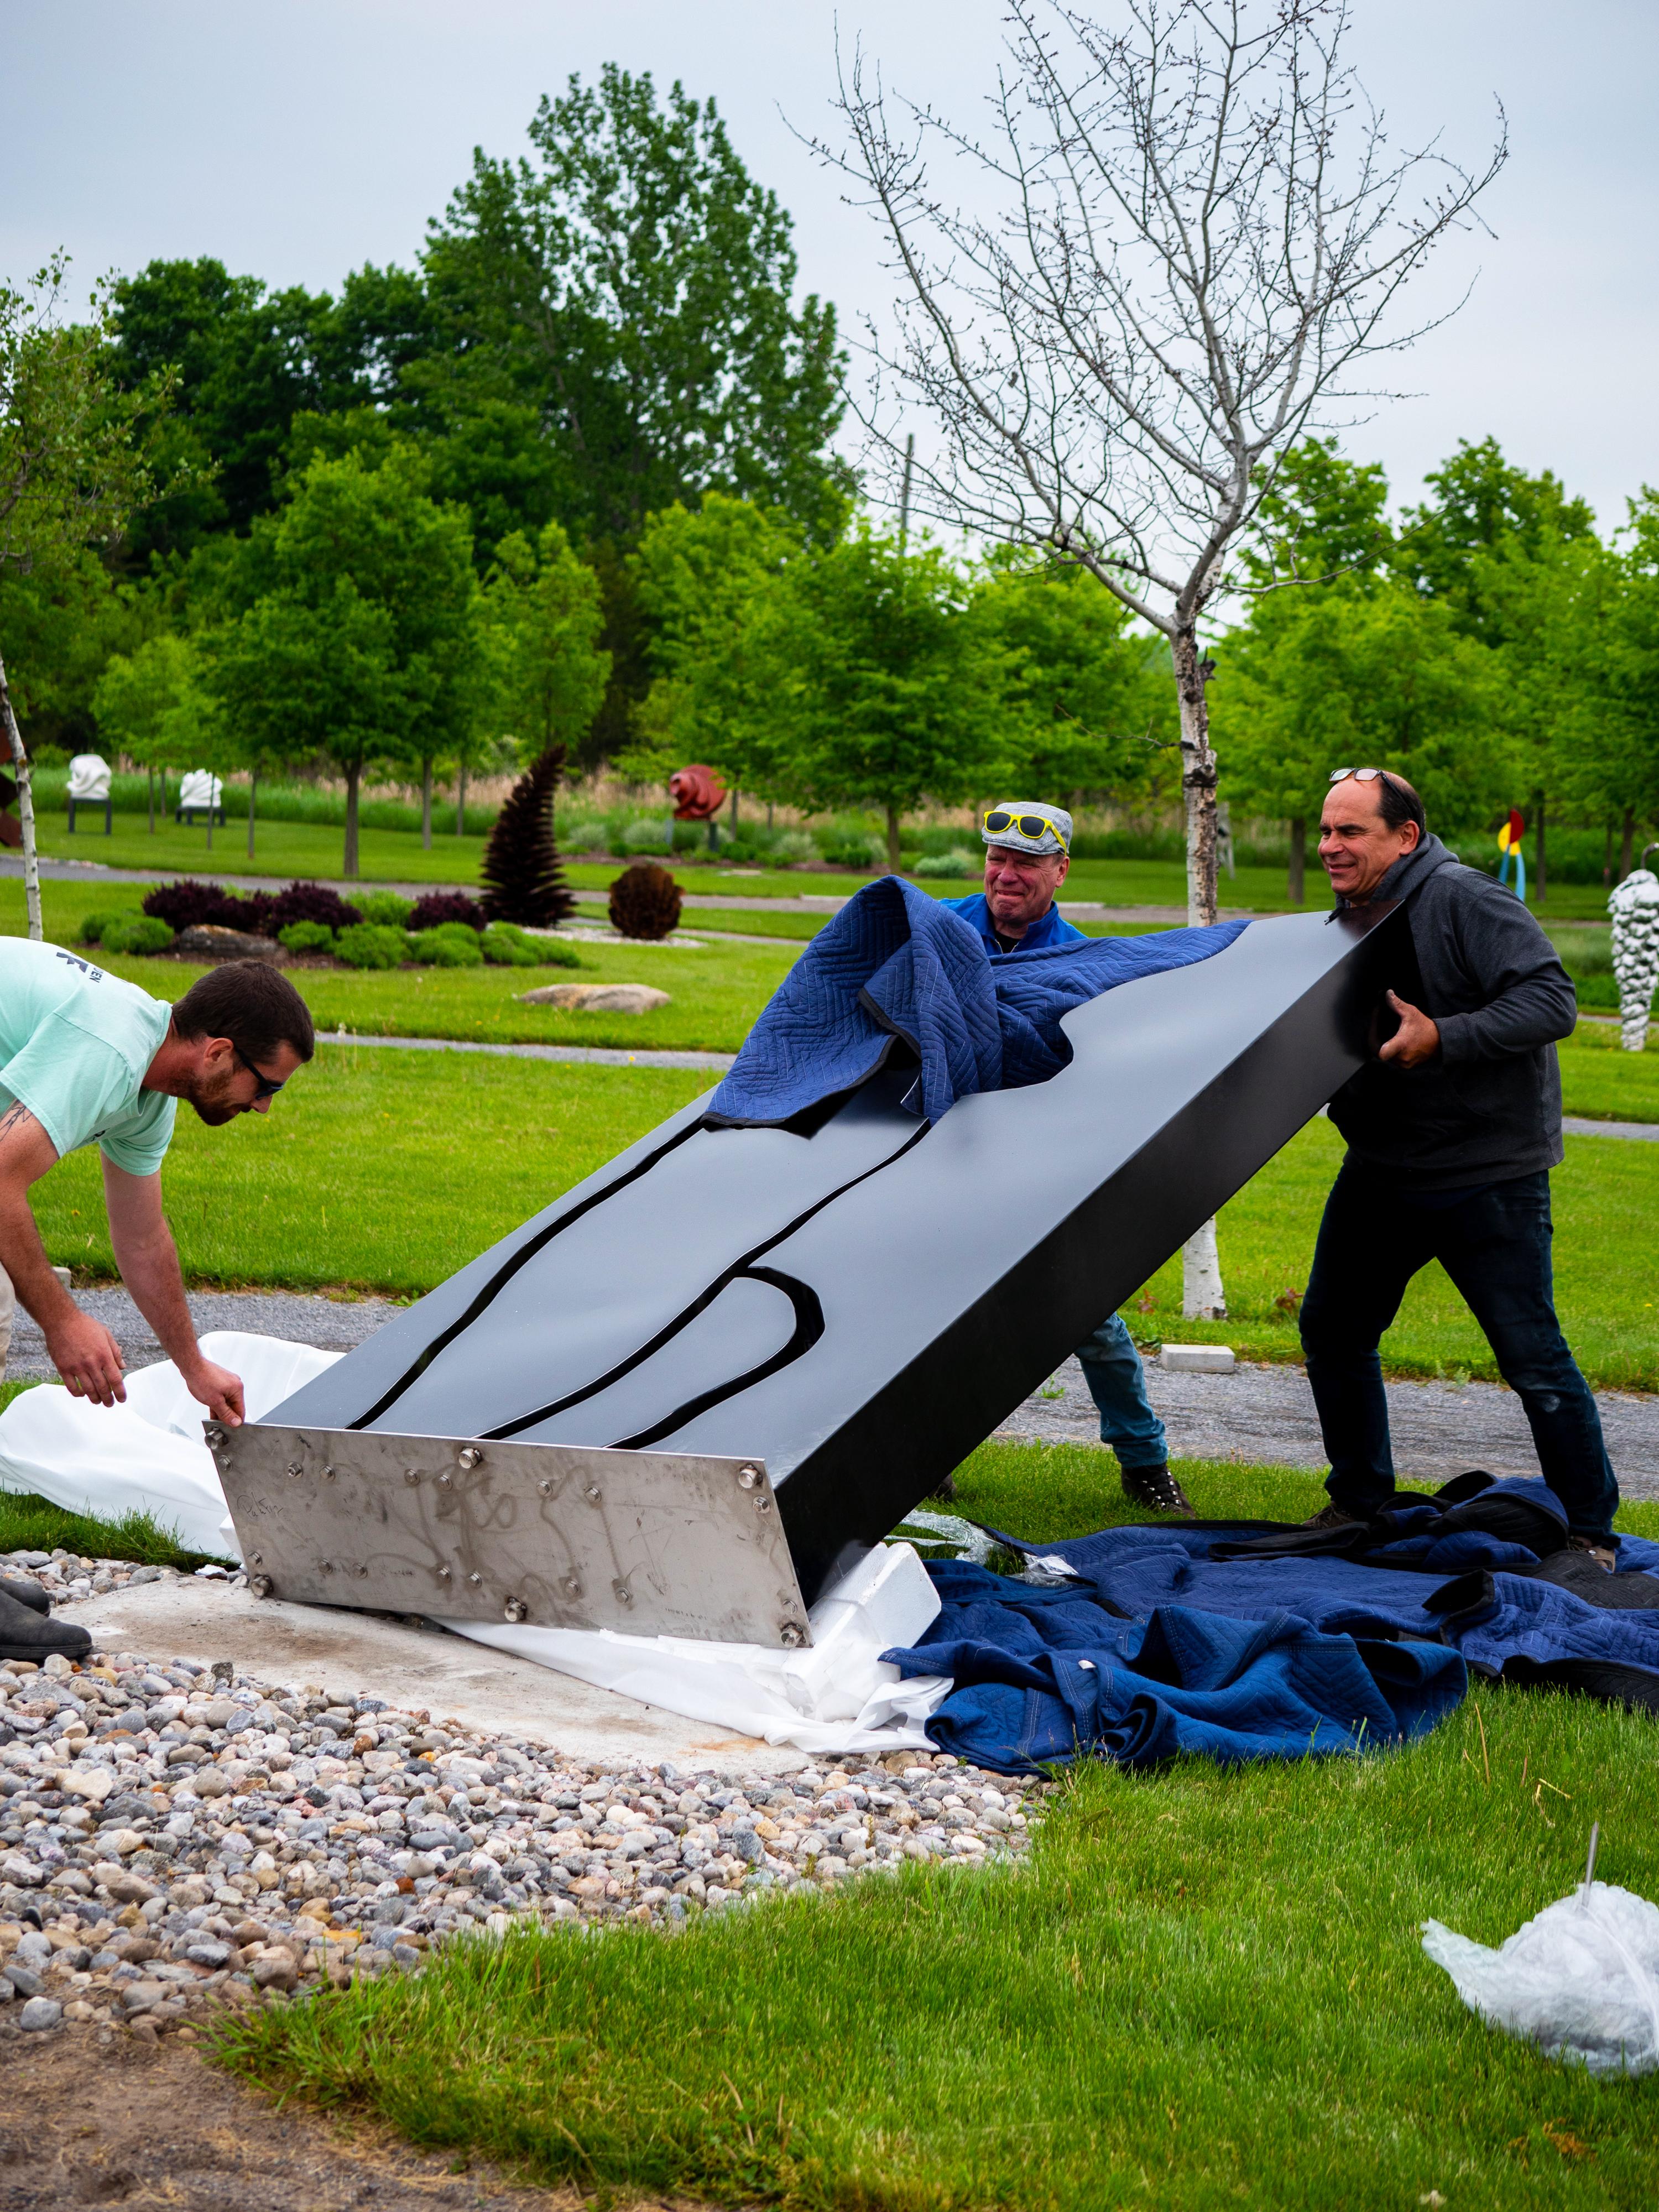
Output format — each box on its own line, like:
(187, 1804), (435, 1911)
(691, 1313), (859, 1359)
(270, 904), (1407, 1608)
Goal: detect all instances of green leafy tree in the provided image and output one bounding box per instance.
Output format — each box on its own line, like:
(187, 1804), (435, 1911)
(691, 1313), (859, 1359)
(483, 520), (611, 764)
(1243, 438), (1394, 588)
(1, 255), (180, 932)
(971, 553), (1176, 807)
(1218, 579), (1510, 894)
(770, 528), (1019, 870)
(108, 257), (352, 561)
(620, 493), (806, 801)
(92, 634), (220, 832)
(211, 446), (483, 875)
(419, 69), (849, 547)
(1397, 437), (1598, 641)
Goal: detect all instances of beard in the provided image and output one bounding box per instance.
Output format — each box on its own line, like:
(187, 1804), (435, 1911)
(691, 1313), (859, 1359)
(184, 1063), (247, 1127)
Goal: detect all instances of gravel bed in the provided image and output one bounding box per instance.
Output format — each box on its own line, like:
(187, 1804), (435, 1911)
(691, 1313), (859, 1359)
(0, 1548), (1044, 2046)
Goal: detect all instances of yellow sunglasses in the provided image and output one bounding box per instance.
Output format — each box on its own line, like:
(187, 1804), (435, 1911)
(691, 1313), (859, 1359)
(982, 807), (1069, 851)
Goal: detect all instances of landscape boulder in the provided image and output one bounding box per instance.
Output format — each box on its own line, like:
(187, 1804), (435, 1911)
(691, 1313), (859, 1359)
(516, 983), (670, 1014)
(176, 924), (287, 966)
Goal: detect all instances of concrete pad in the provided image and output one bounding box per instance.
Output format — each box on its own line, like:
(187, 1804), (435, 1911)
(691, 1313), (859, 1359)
(61, 1579), (807, 1775)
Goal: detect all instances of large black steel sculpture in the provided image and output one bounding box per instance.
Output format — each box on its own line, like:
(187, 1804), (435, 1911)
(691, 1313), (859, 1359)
(214, 901), (1410, 1644)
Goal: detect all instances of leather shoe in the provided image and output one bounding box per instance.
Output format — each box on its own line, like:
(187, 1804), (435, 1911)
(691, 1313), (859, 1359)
(1120, 1464), (1194, 1517)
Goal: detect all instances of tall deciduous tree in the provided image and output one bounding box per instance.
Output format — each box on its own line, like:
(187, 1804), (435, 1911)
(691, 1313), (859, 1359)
(770, 528), (1018, 870)
(482, 520), (612, 766)
(211, 447), (483, 876)
(92, 634), (219, 833)
(2, 255), (179, 934)
(622, 493), (807, 801)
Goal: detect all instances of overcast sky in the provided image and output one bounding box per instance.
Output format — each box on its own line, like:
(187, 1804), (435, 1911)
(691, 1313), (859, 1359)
(5, 1), (1655, 528)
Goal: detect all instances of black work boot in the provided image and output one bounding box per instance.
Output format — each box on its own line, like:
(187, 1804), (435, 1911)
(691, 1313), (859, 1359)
(1120, 1464), (1195, 1518)
(1300, 1503), (1364, 1531)
(0, 1578), (49, 1617)
(0, 1586), (90, 1663)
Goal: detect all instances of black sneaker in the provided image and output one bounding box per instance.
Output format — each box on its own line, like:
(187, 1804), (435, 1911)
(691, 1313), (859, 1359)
(1121, 1464), (1194, 1517)
(1567, 1534), (1618, 1574)
(0, 1587), (90, 1663)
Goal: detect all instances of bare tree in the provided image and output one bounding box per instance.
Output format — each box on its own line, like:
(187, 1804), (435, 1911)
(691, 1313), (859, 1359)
(818, 0), (1503, 928)
(815, 0), (1501, 1318)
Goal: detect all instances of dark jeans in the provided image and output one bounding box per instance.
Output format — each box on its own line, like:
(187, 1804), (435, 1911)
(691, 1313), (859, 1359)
(1299, 1165), (1619, 1538)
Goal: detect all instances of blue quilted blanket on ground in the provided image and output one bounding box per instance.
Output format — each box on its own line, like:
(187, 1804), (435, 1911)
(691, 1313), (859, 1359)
(885, 1568), (1465, 1772)
(707, 875), (1248, 1125)
(881, 1487), (1659, 1773)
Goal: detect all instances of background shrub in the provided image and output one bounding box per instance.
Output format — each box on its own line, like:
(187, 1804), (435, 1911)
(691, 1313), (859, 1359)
(609, 860), (682, 941)
(262, 883), (363, 934)
(409, 924), (484, 967)
(335, 923), (407, 971)
(820, 833), (885, 870)
(101, 915), (175, 956)
(564, 818), (611, 853)
(408, 891), (486, 932)
(278, 920), (336, 954)
(79, 911), (122, 945)
(356, 890), (415, 928)
(481, 925), (582, 969)
(912, 849), (979, 879)
(141, 880), (257, 933)
(769, 830), (818, 865)
(623, 817), (675, 853)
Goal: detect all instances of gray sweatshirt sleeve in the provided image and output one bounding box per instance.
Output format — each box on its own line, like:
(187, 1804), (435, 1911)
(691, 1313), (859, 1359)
(1433, 880), (1578, 1065)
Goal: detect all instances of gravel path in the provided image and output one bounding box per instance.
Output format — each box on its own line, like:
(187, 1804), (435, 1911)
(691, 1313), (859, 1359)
(1001, 1353), (1659, 1503)
(3, 1291), (394, 1384)
(0, 1578), (1041, 2044)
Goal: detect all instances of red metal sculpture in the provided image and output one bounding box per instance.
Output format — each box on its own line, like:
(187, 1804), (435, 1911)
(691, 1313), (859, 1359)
(669, 764), (727, 821)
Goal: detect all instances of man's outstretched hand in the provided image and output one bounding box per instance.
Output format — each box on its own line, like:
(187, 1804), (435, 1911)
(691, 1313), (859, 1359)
(182, 1358), (246, 1427)
(45, 1310), (128, 1407)
(1378, 990), (1441, 1070)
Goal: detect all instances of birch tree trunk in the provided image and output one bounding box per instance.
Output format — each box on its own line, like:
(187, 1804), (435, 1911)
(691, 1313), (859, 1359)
(456, 763), (468, 836)
(421, 759), (433, 851)
(1182, 1216), (1227, 1319)
(1173, 627), (1224, 1312)
(246, 764), (258, 859)
(0, 652), (41, 940)
(1288, 817), (1306, 905)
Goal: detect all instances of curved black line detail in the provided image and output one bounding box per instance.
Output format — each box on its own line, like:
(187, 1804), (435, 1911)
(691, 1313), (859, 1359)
(349, 1117), (707, 1431)
(475, 1118), (932, 1444)
(605, 1268), (826, 1452)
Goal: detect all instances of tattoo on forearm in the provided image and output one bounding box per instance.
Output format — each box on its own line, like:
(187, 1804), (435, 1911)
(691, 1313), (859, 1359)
(0, 1103), (33, 1138)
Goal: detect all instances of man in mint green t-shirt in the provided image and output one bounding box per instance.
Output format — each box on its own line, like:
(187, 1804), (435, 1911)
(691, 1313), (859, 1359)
(0, 941), (315, 1425)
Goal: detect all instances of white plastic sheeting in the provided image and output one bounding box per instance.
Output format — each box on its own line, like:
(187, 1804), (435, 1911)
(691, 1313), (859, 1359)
(0, 1335), (949, 1754)
(1423, 1883), (1659, 2077)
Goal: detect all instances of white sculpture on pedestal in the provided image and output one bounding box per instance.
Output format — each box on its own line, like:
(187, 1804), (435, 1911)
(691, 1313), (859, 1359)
(66, 754), (111, 801)
(1609, 867), (1659, 1051)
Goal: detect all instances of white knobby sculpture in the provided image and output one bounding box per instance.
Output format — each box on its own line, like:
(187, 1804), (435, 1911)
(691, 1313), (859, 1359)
(179, 769), (223, 810)
(1609, 868), (1659, 1051)
(66, 753), (111, 801)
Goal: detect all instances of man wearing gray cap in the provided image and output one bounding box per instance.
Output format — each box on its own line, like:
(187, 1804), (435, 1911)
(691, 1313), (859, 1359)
(938, 802), (1194, 1516)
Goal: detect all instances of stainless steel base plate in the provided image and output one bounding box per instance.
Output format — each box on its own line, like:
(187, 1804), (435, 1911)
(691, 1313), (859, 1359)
(211, 1423), (811, 1647)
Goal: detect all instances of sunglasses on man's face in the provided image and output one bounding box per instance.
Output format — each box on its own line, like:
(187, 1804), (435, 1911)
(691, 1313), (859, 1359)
(983, 808), (1068, 849)
(231, 1041), (287, 1100)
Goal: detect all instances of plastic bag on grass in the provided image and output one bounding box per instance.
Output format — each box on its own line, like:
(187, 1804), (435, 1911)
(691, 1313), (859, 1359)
(1423, 1882), (1659, 2077)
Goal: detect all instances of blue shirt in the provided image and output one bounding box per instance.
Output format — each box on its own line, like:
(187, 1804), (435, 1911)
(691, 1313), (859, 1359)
(938, 893), (1088, 956)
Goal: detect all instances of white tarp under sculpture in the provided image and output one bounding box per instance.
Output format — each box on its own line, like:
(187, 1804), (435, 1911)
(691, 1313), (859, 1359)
(0, 1333), (947, 1755)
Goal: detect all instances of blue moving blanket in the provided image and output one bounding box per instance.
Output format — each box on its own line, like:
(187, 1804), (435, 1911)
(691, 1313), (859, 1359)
(708, 875), (1248, 1125)
(883, 1563), (1466, 1773)
(884, 1483), (1659, 1772)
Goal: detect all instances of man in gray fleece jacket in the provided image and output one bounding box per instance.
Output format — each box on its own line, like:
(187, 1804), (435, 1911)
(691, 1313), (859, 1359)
(1298, 768), (1618, 1548)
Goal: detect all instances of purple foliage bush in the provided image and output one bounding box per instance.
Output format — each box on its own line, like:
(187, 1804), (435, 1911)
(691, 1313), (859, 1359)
(408, 891), (487, 932)
(141, 881), (261, 933)
(142, 879), (363, 939)
(263, 883), (363, 934)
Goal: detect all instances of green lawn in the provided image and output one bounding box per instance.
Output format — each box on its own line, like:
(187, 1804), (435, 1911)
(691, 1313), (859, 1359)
(1131, 1114), (1659, 1390)
(216, 1448), (1659, 2212)
(32, 807), (494, 886)
(30, 1046), (709, 1295)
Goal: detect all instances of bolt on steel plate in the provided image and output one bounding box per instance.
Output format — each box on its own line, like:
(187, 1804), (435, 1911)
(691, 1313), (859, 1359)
(211, 1423), (812, 1647)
